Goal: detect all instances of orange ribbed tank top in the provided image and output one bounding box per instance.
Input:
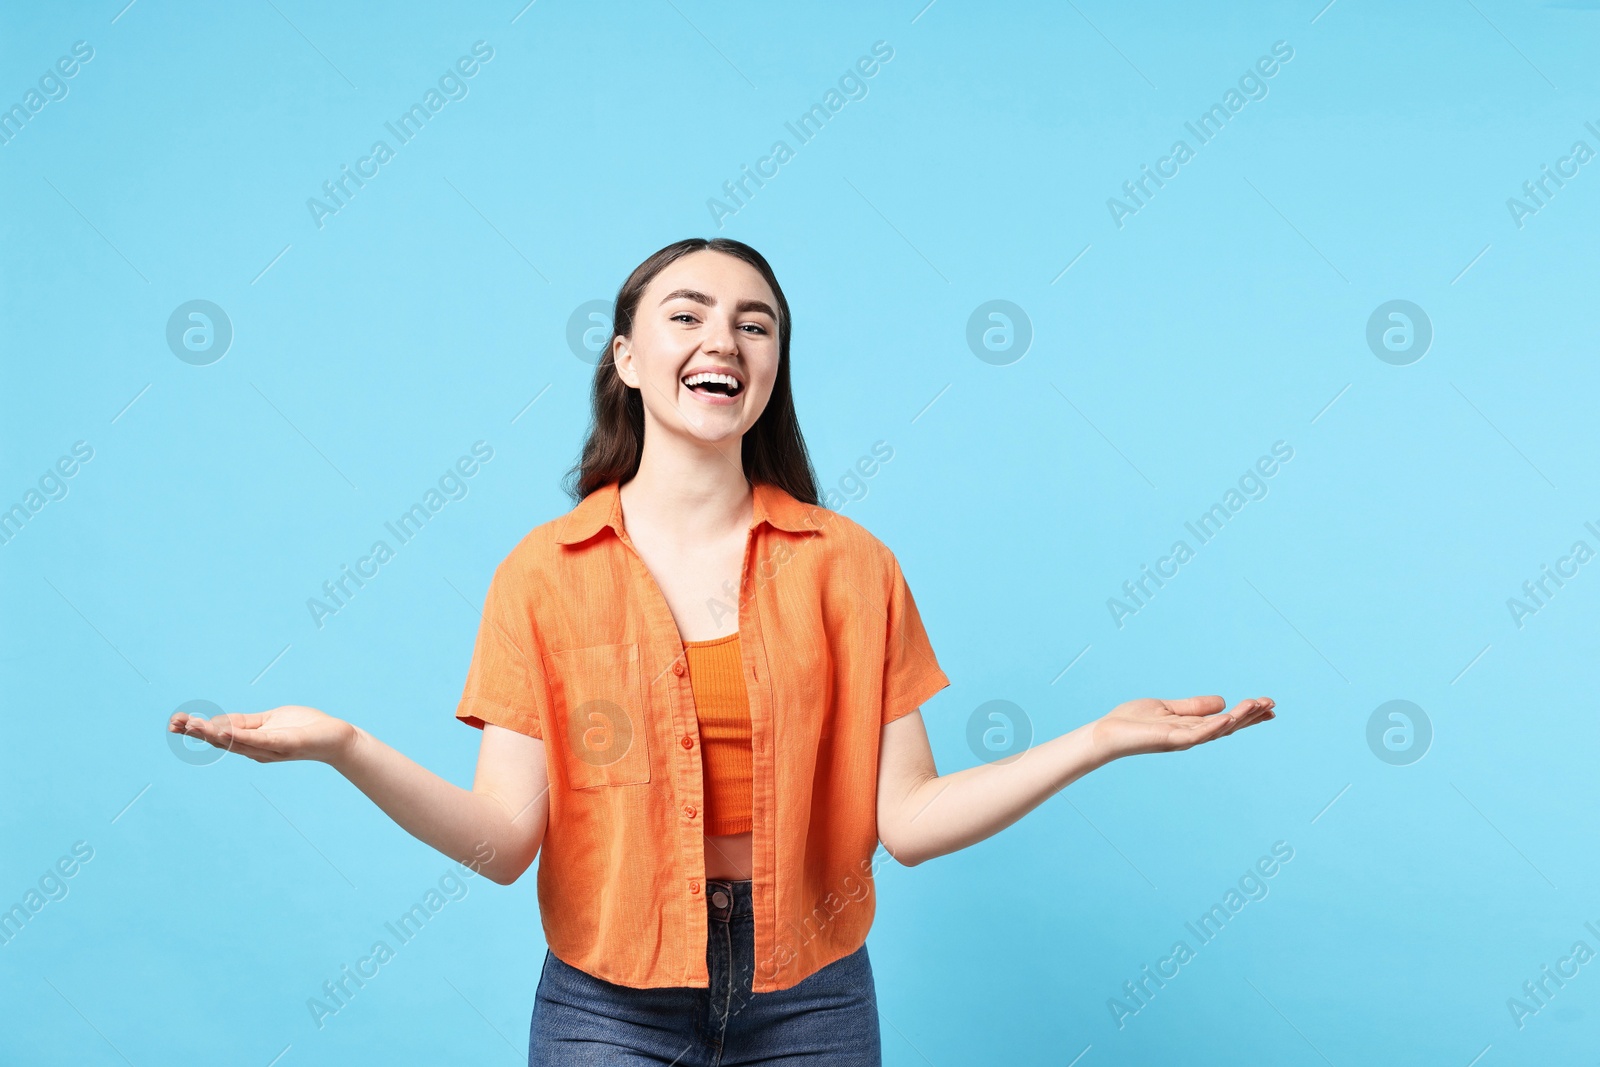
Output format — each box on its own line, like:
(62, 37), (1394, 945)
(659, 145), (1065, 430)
(682, 631), (752, 836)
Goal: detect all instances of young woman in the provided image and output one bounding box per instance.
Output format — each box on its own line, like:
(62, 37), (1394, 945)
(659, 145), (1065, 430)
(170, 237), (1276, 1065)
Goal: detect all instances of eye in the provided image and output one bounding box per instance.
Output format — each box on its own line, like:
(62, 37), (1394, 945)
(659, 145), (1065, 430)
(740, 323), (769, 335)
(671, 312), (697, 324)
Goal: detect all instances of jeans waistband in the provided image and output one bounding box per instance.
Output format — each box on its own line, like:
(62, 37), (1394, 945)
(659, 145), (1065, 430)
(706, 878), (753, 923)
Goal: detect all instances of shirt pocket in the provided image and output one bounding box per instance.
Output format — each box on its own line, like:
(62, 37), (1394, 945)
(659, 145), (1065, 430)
(544, 642), (652, 789)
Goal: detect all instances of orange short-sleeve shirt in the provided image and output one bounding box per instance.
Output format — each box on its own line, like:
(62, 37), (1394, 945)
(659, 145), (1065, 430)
(454, 478), (950, 992)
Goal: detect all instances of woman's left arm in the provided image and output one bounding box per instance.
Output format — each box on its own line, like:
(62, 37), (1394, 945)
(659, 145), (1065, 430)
(875, 695), (1276, 867)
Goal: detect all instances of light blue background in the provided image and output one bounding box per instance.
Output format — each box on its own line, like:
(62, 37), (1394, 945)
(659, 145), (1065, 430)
(4, 1), (1598, 1064)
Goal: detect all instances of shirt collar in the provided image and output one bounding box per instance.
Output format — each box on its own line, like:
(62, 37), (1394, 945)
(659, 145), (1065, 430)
(555, 479), (819, 546)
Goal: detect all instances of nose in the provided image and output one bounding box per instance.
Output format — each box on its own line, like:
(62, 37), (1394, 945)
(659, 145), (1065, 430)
(702, 313), (738, 356)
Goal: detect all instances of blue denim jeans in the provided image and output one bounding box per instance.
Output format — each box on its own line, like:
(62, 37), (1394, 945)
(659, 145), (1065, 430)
(528, 878), (881, 1065)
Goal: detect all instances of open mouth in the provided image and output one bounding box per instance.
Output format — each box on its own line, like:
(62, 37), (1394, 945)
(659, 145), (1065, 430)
(682, 371), (743, 398)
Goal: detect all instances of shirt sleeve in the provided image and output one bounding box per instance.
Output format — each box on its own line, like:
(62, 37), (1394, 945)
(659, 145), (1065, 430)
(455, 558), (549, 740)
(882, 553), (950, 725)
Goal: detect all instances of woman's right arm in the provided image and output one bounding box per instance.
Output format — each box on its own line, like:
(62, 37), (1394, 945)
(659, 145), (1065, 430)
(170, 706), (548, 886)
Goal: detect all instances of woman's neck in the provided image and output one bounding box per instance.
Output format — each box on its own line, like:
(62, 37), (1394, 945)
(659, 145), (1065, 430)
(619, 451), (753, 547)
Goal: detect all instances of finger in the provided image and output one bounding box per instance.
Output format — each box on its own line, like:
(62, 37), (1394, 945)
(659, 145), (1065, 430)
(1238, 707), (1277, 730)
(1222, 700), (1266, 729)
(213, 711), (269, 730)
(1221, 702), (1276, 736)
(183, 716), (263, 752)
(199, 739), (284, 764)
(180, 717), (218, 742)
(1178, 714), (1238, 747)
(1182, 702), (1263, 743)
(217, 738), (286, 763)
(1220, 698), (1264, 725)
(1164, 695), (1227, 717)
(185, 720), (279, 759)
(181, 718), (217, 747)
(211, 724), (289, 756)
(1245, 697), (1277, 722)
(1219, 713), (1258, 738)
(1177, 708), (1241, 734)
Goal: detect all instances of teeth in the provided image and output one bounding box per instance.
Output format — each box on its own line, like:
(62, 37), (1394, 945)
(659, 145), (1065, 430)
(683, 371), (741, 392)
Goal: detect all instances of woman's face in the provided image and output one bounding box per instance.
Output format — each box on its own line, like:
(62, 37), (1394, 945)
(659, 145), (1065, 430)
(613, 250), (781, 449)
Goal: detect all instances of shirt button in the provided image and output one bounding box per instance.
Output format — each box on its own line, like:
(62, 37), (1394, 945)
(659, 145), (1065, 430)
(689, 880), (700, 895)
(683, 804), (696, 819)
(680, 735), (694, 749)
(672, 662), (685, 676)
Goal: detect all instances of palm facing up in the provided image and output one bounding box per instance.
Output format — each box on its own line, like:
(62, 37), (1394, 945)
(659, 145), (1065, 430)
(1091, 695), (1274, 764)
(168, 705), (356, 765)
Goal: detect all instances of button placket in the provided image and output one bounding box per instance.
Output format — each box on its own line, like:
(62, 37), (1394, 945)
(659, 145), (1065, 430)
(672, 663), (705, 909)
(617, 525), (710, 981)
(738, 521), (775, 988)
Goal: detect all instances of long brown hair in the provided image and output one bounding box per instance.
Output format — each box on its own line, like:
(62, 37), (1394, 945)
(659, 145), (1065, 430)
(564, 237), (820, 506)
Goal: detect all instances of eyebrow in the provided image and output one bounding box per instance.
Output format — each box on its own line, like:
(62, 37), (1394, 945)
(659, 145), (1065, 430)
(658, 288), (778, 322)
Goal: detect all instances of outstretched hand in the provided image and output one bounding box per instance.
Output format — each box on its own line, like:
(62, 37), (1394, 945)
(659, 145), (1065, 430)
(1090, 695), (1275, 765)
(168, 705), (357, 765)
